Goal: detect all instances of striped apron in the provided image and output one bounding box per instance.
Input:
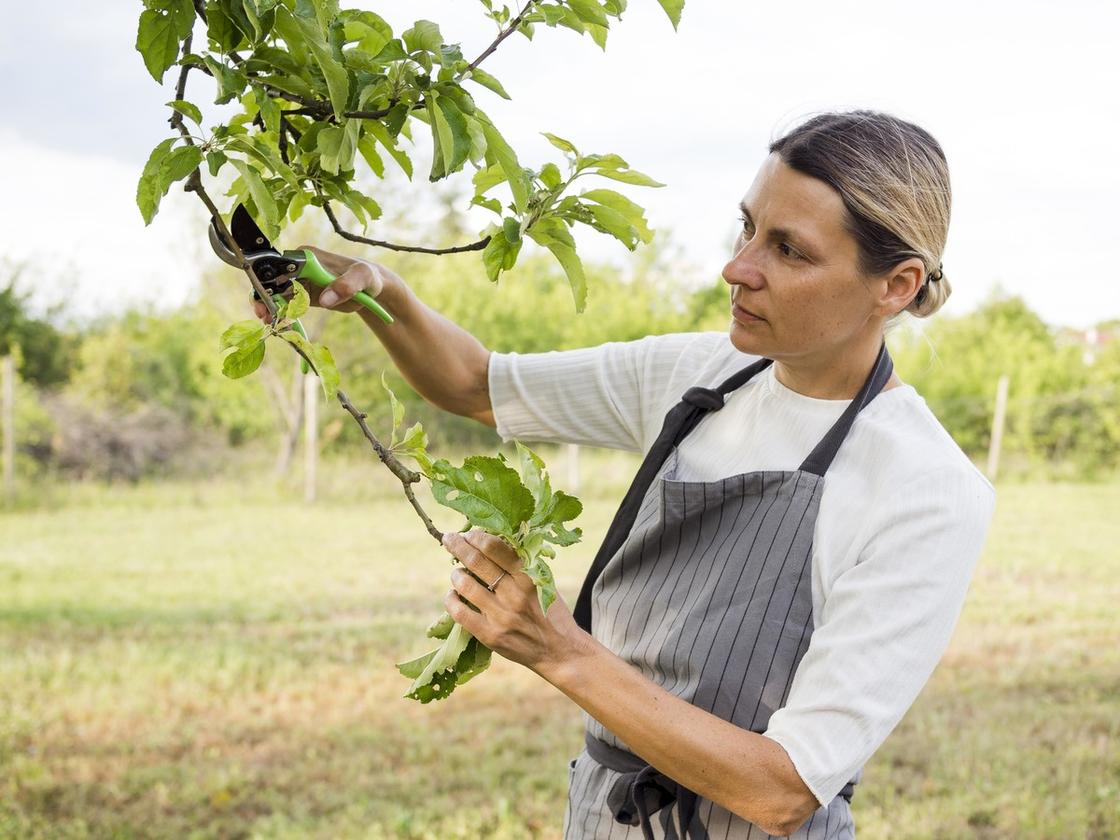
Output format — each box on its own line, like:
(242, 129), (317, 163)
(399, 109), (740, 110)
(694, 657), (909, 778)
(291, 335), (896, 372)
(564, 341), (894, 839)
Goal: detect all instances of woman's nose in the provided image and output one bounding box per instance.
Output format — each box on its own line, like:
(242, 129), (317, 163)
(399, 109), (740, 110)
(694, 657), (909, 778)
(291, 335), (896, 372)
(722, 238), (757, 286)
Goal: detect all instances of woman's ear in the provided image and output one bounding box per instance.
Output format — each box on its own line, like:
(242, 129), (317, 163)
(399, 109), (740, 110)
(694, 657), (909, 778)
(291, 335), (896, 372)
(879, 257), (926, 316)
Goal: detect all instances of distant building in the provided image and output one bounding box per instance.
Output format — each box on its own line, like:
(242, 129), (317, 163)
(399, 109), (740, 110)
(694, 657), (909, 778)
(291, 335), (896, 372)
(1055, 322), (1119, 365)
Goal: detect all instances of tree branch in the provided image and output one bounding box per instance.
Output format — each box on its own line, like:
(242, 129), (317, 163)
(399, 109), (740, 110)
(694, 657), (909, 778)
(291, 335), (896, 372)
(468, 0), (541, 72)
(321, 200), (491, 255)
(335, 389), (443, 543)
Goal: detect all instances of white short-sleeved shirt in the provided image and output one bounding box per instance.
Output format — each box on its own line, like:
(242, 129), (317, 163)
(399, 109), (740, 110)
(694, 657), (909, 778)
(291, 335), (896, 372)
(487, 330), (996, 806)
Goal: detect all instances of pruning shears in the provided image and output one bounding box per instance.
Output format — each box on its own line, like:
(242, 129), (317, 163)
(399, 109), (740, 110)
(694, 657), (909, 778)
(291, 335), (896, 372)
(208, 203), (394, 375)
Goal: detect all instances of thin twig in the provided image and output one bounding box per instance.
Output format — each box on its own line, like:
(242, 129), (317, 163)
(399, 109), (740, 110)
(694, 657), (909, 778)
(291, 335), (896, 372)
(322, 200), (491, 255)
(335, 389), (443, 543)
(467, 0), (541, 72)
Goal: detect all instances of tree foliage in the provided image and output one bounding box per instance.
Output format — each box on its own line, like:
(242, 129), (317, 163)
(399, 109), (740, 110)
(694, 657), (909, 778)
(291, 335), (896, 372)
(135, 0), (678, 312)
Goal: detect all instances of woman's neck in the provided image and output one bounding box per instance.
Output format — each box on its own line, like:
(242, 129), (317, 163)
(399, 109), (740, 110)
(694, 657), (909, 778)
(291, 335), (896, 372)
(771, 336), (899, 399)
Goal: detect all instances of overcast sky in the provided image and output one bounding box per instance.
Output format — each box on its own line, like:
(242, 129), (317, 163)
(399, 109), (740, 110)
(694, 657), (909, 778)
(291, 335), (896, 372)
(2, 0), (1117, 329)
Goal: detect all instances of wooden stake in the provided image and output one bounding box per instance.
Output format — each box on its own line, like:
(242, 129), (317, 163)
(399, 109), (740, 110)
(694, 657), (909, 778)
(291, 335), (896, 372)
(1, 353), (13, 499)
(2, 356), (14, 503)
(304, 373), (319, 503)
(987, 374), (1010, 481)
(567, 442), (581, 495)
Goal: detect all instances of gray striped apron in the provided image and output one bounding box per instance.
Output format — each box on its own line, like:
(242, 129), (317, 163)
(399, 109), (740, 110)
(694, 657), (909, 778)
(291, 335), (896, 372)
(564, 341), (894, 840)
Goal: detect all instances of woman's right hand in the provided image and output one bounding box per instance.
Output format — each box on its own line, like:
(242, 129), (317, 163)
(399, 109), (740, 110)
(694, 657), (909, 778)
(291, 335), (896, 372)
(253, 245), (393, 321)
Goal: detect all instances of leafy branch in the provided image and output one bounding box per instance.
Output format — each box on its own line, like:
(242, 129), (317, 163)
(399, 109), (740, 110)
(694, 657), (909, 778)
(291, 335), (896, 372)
(136, 0), (672, 308)
(135, 0), (682, 701)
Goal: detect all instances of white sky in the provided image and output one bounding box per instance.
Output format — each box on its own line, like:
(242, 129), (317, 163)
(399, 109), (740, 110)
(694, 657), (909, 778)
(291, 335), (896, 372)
(2, 0), (1117, 328)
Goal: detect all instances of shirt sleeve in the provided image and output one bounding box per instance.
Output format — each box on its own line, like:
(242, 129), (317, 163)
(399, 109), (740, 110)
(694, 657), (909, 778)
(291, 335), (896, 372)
(761, 466), (997, 806)
(487, 332), (721, 451)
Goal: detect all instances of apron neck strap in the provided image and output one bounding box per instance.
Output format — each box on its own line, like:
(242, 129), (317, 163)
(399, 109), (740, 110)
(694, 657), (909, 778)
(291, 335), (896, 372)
(681, 341), (894, 477)
(798, 339), (894, 476)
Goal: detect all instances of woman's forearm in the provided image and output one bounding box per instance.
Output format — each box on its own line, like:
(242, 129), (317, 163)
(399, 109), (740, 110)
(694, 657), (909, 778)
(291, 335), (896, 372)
(356, 270), (494, 426)
(537, 633), (820, 837)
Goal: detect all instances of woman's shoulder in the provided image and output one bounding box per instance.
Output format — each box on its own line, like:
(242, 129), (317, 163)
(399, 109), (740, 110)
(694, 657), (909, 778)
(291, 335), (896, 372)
(840, 382), (995, 504)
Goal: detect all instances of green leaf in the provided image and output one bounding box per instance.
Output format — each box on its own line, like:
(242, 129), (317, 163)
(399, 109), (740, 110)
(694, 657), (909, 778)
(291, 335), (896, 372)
(580, 188), (652, 240)
(515, 441), (552, 511)
(655, 0), (685, 29)
(206, 2), (244, 51)
(229, 159), (279, 239)
(426, 611), (454, 640)
(356, 134), (385, 177)
(429, 455), (535, 535)
(402, 19), (443, 54)
(397, 622), (476, 703)
(542, 132), (579, 157)
(202, 55), (247, 104)
(365, 120), (413, 179)
(473, 164), (506, 195)
(136, 140), (201, 225)
(481, 227), (522, 283)
(286, 282), (310, 319)
(311, 342), (340, 399)
(136, 1), (195, 83)
(567, 0), (609, 26)
(294, 13), (351, 118)
(479, 116), (529, 213)
(206, 150), (227, 177)
(382, 372), (405, 445)
(391, 418), (432, 474)
(165, 99), (202, 125)
(465, 67), (510, 100)
(253, 87), (280, 136)
(280, 332), (340, 398)
(539, 162), (562, 189)
(219, 320), (267, 352)
(427, 94), (470, 180)
(317, 124), (347, 175)
(161, 145), (203, 187)
(588, 160), (666, 187)
(221, 338), (266, 378)
(136, 138), (176, 225)
(527, 218), (588, 312)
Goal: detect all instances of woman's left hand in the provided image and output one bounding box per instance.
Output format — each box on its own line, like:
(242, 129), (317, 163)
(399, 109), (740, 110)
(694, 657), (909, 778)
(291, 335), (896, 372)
(442, 529), (586, 676)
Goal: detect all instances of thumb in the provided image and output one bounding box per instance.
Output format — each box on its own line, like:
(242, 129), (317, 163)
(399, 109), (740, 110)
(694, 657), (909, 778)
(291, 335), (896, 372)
(317, 261), (379, 309)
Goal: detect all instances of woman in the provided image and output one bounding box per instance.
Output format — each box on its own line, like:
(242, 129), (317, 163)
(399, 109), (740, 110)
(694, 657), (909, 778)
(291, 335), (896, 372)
(268, 110), (996, 838)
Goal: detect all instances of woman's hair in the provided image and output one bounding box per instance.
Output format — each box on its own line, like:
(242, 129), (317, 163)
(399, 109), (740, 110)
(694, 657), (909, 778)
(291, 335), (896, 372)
(768, 110), (952, 324)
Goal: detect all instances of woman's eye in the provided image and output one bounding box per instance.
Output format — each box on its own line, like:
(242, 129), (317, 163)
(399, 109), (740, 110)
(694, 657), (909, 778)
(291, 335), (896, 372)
(738, 215), (804, 261)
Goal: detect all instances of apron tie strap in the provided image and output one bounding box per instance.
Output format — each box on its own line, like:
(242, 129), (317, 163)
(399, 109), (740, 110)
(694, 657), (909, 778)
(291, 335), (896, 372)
(585, 733), (709, 840)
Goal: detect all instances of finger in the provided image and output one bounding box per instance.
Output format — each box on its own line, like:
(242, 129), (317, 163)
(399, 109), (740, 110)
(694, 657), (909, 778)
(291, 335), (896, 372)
(252, 300), (268, 321)
(444, 587), (486, 636)
(317, 261), (377, 309)
(463, 529), (526, 579)
(449, 566), (499, 609)
(442, 532), (506, 586)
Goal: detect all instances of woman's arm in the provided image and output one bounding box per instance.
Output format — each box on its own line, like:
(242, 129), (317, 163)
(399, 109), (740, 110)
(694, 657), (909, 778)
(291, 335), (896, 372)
(541, 630), (821, 836)
(440, 530), (820, 837)
(264, 246), (495, 426)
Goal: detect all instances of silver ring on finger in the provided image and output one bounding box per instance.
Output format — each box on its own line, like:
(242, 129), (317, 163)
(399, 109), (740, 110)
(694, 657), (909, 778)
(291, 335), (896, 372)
(486, 571), (508, 593)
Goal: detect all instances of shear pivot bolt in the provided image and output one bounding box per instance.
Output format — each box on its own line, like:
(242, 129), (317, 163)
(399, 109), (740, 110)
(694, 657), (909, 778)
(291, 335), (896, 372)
(255, 237), (265, 245)
(287, 264), (297, 272)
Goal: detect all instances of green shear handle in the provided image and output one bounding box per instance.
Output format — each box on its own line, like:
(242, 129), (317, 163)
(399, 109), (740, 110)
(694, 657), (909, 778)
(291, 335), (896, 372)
(296, 250), (393, 324)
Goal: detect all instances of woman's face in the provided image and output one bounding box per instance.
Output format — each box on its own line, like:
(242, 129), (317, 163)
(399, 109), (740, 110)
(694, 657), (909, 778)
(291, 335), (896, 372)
(722, 153), (884, 362)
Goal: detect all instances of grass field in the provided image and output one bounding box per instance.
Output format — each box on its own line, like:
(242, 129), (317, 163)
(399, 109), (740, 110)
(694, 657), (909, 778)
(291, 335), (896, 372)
(1, 448), (1117, 839)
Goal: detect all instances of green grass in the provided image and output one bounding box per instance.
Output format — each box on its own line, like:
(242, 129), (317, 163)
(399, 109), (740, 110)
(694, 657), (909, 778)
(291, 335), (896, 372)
(1, 450), (1117, 839)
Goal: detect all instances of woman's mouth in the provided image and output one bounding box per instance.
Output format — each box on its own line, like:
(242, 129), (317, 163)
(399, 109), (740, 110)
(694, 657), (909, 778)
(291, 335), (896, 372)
(732, 302), (765, 323)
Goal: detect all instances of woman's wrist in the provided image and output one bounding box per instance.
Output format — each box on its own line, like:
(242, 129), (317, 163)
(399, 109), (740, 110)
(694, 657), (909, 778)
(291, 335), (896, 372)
(534, 625), (601, 689)
(357, 268), (410, 328)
